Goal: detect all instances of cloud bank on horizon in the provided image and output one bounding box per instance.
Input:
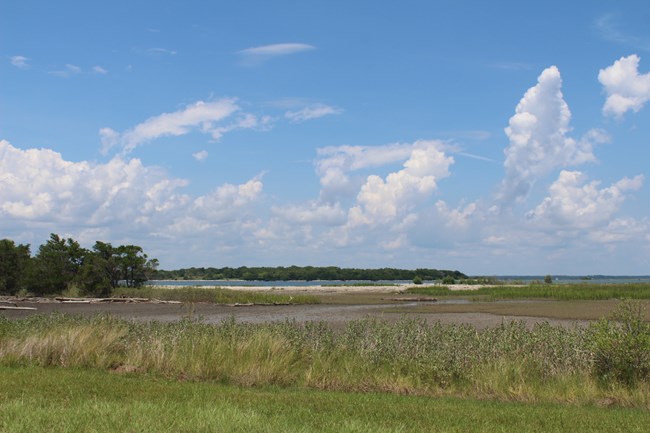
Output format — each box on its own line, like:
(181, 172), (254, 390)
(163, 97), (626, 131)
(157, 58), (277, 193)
(2, 2), (649, 275)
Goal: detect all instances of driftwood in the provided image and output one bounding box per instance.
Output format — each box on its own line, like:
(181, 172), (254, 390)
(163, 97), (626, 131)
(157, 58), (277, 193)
(230, 302), (292, 307)
(53, 297), (181, 305)
(381, 297), (438, 302)
(150, 299), (182, 304)
(0, 301), (18, 307)
(0, 305), (37, 311)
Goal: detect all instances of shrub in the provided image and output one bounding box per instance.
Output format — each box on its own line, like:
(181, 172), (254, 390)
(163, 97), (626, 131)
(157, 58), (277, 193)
(442, 276), (455, 285)
(591, 300), (650, 385)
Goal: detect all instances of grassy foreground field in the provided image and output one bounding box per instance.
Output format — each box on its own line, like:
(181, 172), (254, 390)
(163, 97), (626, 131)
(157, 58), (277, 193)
(1, 366), (649, 433)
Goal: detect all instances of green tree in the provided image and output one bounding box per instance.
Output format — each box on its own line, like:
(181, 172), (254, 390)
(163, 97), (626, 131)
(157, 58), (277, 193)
(78, 241), (158, 295)
(0, 239), (31, 295)
(29, 234), (86, 295)
(116, 245), (156, 287)
(544, 274), (553, 284)
(77, 241), (120, 296)
(98, 242), (122, 286)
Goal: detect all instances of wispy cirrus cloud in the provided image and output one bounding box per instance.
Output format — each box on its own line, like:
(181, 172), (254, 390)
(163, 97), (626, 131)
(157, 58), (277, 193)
(239, 43), (315, 56)
(99, 99), (243, 155)
(48, 64), (82, 78)
(595, 14), (650, 51)
(489, 61), (533, 71)
(193, 150), (209, 161)
(92, 66), (108, 75)
(238, 43), (315, 65)
(146, 47), (177, 56)
(10, 55), (29, 69)
(285, 104), (342, 122)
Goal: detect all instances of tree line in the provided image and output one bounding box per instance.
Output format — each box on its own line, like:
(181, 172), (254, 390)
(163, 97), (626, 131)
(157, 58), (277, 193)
(0, 234), (158, 297)
(1, 234), (468, 296)
(151, 266), (466, 282)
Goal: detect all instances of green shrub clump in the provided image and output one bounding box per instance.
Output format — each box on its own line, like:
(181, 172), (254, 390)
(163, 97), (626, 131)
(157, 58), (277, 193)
(591, 300), (650, 385)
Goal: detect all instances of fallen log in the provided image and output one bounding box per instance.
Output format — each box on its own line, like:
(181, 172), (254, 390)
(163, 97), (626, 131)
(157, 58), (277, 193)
(0, 306), (37, 311)
(228, 302), (294, 307)
(100, 297), (129, 303)
(0, 301), (18, 307)
(381, 297), (437, 302)
(56, 297), (105, 303)
(150, 299), (182, 304)
(54, 296), (182, 304)
(92, 297), (150, 303)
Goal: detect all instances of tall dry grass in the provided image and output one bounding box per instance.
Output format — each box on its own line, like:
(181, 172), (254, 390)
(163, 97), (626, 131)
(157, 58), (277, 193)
(1, 301), (649, 407)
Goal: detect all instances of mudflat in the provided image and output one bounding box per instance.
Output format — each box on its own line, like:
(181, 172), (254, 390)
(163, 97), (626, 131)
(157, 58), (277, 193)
(0, 286), (592, 329)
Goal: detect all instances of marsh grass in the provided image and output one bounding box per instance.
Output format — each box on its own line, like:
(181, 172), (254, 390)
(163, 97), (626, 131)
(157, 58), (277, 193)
(321, 283), (400, 287)
(407, 283), (650, 300)
(1, 302), (649, 407)
(113, 286), (320, 304)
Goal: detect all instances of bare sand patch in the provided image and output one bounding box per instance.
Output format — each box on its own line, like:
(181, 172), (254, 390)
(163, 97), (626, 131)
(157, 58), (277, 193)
(147, 283), (490, 293)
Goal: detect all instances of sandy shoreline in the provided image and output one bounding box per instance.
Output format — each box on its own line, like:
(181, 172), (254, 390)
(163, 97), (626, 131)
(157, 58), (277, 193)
(147, 283), (489, 293)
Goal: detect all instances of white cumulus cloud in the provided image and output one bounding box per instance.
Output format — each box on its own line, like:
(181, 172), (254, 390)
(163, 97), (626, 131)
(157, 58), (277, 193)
(587, 218), (650, 244)
(348, 142), (453, 226)
(315, 142), (420, 200)
(499, 66), (597, 204)
(527, 170), (644, 228)
(271, 201), (346, 226)
(599, 54), (650, 118)
(188, 178), (263, 222)
(0, 140), (186, 225)
(0, 139), (264, 244)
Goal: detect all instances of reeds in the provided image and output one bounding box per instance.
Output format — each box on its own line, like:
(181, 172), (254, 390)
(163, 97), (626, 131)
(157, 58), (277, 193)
(408, 283), (650, 300)
(1, 301), (649, 407)
(113, 286), (320, 304)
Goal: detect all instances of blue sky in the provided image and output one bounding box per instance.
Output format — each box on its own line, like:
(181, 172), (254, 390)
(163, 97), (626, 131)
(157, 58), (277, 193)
(2, 0), (650, 275)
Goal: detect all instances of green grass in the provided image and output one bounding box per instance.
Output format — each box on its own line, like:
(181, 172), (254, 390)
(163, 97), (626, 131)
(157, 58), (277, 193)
(397, 299), (650, 321)
(407, 283), (650, 300)
(1, 366), (649, 433)
(113, 286), (320, 304)
(2, 304), (649, 407)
